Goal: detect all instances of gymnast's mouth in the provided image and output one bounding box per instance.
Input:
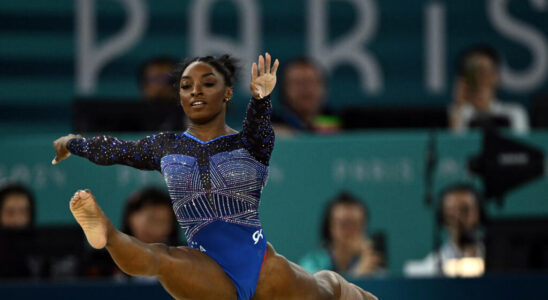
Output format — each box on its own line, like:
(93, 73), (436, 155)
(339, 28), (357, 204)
(190, 100), (207, 107)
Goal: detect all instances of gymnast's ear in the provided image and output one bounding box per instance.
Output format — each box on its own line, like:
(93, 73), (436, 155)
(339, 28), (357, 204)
(224, 87), (233, 102)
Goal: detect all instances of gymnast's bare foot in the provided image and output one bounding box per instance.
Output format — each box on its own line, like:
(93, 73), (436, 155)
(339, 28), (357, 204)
(70, 189), (108, 249)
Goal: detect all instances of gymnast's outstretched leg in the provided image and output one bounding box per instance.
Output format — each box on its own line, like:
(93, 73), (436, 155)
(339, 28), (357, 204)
(252, 244), (377, 300)
(70, 190), (377, 300)
(69, 190), (237, 300)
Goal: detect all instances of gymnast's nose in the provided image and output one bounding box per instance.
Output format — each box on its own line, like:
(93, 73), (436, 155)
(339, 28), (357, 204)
(191, 83), (203, 97)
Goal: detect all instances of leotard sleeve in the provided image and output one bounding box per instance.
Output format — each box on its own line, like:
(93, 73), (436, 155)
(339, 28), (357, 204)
(66, 133), (171, 172)
(241, 95), (275, 166)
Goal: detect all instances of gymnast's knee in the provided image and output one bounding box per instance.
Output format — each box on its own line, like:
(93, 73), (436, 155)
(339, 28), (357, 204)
(314, 270), (342, 298)
(314, 270), (378, 300)
(314, 270), (338, 281)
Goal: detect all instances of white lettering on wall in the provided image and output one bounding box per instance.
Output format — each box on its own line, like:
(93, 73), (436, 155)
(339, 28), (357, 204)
(308, 0), (383, 94)
(0, 164), (66, 188)
(190, 0), (259, 90)
(332, 158), (414, 183)
(488, 0), (548, 91)
(76, 0), (147, 95)
(424, 2), (446, 93)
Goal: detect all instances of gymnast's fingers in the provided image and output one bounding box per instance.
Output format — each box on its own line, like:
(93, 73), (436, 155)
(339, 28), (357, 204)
(271, 58), (279, 75)
(265, 53), (271, 73)
(251, 62), (258, 81)
(259, 55), (265, 75)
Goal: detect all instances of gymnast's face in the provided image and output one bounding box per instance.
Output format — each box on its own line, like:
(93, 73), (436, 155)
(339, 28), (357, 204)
(178, 62), (233, 124)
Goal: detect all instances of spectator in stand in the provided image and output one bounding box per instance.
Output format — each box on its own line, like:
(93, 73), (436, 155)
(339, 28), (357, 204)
(273, 57), (341, 134)
(139, 56), (179, 104)
(299, 191), (384, 278)
(448, 45), (529, 134)
(122, 186), (180, 246)
(0, 183), (35, 229)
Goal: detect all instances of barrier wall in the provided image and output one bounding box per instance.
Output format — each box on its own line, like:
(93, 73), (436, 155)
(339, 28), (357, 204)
(1, 274), (547, 300)
(1, 131), (547, 274)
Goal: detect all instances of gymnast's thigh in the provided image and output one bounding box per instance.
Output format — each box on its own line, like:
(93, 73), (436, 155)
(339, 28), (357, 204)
(156, 246), (237, 300)
(253, 244), (335, 300)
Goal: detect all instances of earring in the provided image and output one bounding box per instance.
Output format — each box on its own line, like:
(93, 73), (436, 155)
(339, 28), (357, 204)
(224, 98), (230, 102)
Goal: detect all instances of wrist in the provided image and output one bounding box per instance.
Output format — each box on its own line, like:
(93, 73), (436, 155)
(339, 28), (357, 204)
(65, 137), (79, 151)
(252, 94), (269, 100)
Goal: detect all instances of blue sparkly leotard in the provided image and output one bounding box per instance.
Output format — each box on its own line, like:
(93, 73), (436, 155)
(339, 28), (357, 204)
(67, 96), (274, 300)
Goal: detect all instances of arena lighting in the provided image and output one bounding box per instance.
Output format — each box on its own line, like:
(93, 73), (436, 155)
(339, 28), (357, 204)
(468, 130), (545, 207)
(443, 258), (485, 278)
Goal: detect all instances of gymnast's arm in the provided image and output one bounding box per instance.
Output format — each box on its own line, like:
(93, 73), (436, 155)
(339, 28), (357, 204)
(242, 95), (275, 165)
(52, 133), (169, 171)
(243, 53), (279, 165)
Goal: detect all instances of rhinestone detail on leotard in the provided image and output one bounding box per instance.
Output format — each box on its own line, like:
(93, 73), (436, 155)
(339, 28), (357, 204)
(67, 96), (274, 243)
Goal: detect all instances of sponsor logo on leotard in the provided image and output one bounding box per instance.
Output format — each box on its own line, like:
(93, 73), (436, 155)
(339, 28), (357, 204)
(252, 229), (263, 245)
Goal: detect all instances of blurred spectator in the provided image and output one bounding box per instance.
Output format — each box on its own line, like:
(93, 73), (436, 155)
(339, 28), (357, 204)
(73, 56), (184, 133)
(273, 57), (341, 134)
(0, 183), (35, 278)
(299, 191), (384, 278)
(138, 56), (178, 103)
(122, 187), (179, 245)
(448, 45), (529, 134)
(404, 183), (486, 277)
(0, 184), (86, 279)
(0, 183), (35, 228)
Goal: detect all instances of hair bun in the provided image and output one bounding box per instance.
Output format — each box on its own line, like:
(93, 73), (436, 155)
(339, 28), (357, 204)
(218, 54), (239, 80)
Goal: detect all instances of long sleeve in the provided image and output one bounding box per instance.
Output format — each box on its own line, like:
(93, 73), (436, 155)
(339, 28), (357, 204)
(241, 96), (275, 165)
(66, 133), (170, 171)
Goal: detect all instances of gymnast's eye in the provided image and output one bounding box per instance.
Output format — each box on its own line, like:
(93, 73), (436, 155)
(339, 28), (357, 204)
(204, 82), (215, 87)
(181, 85), (191, 89)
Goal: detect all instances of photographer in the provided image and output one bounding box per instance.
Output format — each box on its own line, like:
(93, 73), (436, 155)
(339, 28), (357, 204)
(404, 183), (486, 277)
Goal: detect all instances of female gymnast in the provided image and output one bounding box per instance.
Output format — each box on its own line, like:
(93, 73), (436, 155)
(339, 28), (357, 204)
(52, 53), (377, 300)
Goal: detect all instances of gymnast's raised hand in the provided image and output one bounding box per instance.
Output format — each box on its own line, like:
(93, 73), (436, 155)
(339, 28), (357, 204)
(250, 53), (279, 99)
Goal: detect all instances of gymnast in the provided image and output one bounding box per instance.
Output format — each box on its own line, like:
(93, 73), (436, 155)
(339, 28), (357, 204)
(52, 53), (377, 300)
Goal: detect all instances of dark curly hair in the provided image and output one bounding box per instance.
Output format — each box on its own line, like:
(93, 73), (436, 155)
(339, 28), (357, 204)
(172, 54), (240, 90)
